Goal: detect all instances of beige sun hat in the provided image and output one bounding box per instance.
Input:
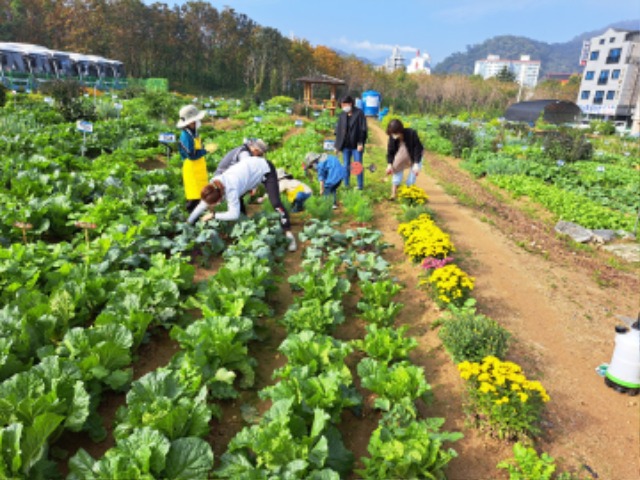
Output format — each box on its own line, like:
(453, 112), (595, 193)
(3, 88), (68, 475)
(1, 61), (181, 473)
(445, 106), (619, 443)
(176, 105), (206, 128)
(247, 138), (269, 155)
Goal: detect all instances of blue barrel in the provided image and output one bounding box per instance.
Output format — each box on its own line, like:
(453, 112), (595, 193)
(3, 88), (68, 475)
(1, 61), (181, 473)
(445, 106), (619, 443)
(361, 90), (381, 117)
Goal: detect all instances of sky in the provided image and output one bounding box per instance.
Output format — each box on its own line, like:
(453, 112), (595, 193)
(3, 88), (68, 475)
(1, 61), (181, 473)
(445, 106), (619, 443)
(153, 0), (639, 66)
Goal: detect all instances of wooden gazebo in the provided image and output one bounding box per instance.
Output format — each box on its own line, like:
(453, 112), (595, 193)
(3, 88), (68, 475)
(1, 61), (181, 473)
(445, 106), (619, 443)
(297, 74), (346, 116)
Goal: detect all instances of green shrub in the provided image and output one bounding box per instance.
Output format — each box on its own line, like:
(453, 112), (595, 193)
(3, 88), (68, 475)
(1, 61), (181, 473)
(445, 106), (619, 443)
(542, 130), (593, 162)
(438, 123), (475, 158)
(141, 91), (181, 120)
(590, 120), (615, 136)
(304, 195), (334, 221)
(341, 189), (374, 223)
(39, 79), (96, 122)
(399, 203), (432, 222)
(265, 95), (294, 109)
(437, 299), (510, 363)
(0, 84), (7, 107)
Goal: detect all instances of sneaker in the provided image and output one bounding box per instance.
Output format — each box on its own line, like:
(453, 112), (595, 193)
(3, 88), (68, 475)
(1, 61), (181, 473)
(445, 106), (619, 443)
(332, 204), (338, 210)
(286, 233), (297, 252)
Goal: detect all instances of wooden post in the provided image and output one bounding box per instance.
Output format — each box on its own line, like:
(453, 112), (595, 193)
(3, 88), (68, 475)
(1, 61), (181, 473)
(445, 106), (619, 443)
(13, 222), (32, 244)
(330, 86), (337, 117)
(75, 221), (97, 248)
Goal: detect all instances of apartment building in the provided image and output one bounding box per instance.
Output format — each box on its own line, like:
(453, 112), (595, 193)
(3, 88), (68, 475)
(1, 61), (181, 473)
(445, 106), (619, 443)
(382, 46), (406, 73)
(473, 54), (541, 88)
(576, 27), (640, 124)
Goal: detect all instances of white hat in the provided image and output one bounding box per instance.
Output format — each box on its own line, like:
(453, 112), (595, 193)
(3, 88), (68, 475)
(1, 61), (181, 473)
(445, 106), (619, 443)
(176, 105), (206, 128)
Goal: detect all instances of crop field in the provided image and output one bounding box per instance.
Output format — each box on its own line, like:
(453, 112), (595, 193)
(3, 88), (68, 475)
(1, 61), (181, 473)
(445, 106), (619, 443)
(0, 91), (638, 479)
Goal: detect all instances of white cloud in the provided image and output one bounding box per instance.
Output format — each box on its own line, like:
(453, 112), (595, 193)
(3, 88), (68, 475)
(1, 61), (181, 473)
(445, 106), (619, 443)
(336, 37), (419, 54)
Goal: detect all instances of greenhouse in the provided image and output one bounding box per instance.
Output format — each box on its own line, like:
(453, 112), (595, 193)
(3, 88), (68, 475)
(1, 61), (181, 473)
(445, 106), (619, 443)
(504, 99), (582, 125)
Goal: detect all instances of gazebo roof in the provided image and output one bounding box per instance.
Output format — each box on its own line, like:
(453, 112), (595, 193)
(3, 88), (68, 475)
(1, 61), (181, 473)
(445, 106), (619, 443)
(297, 73), (345, 86)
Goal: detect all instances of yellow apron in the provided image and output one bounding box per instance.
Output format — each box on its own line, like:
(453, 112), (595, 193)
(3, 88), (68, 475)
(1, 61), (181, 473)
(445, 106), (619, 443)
(182, 137), (209, 200)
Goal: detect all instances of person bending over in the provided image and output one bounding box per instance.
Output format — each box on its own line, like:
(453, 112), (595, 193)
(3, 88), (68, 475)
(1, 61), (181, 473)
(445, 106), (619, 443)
(188, 156), (297, 252)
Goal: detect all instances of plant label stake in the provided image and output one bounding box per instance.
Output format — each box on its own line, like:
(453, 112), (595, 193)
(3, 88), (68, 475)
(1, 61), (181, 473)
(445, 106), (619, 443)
(323, 139), (335, 151)
(159, 132), (176, 161)
(75, 222), (97, 261)
(13, 222), (32, 244)
(76, 120), (93, 156)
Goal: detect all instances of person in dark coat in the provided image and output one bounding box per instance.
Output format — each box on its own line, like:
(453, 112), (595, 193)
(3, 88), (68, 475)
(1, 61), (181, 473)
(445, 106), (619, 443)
(334, 95), (368, 190)
(385, 119), (424, 199)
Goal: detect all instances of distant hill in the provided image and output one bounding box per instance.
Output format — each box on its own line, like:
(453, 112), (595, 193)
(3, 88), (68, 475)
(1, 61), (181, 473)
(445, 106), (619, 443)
(433, 20), (640, 76)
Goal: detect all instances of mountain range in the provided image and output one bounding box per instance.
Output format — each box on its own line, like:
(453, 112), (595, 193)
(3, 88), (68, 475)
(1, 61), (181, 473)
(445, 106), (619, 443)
(366, 20), (638, 77)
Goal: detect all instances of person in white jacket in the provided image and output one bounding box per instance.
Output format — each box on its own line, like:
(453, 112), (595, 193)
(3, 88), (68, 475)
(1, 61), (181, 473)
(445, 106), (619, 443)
(187, 156), (297, 251)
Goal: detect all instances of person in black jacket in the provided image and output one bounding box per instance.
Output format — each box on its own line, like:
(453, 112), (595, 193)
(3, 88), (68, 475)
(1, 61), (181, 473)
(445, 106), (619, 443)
(385, 119), (424, 199)
(334, 95), (368, 190)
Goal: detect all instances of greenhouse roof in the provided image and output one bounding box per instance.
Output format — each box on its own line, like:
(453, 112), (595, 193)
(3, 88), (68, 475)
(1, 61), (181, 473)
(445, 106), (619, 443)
(505, 99), (582, 125)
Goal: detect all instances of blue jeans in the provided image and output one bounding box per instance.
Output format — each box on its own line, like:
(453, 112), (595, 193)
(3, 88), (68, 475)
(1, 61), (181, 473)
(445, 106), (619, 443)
(323, 182), (341, 205)
(292, 191), (311, 212)
(341, 148), (363, 189)
(392, 162), (422, 186)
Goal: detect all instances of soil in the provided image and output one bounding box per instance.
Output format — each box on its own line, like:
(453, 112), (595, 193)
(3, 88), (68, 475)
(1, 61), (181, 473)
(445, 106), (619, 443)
(55, 120), (639, 480)
(366, 122), (640, 480)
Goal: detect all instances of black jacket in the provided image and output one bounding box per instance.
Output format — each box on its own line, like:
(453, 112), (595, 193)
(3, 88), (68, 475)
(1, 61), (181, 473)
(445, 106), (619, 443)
(334, 107), (368, 151)
(387, 127), (424, 165)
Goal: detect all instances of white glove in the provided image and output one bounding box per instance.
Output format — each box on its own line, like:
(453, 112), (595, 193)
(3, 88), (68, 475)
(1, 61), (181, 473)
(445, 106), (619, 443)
(412, 163), (420, 174)
(187, 201), (209, 224)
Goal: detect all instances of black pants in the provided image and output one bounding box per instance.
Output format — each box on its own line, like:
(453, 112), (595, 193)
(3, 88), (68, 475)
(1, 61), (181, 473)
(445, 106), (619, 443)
(186, 199), (200, 213)
(263, 160), (291, 231)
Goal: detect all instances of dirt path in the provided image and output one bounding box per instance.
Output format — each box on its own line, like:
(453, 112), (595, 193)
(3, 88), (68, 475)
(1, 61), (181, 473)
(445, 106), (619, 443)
(368, 120), (639, 479)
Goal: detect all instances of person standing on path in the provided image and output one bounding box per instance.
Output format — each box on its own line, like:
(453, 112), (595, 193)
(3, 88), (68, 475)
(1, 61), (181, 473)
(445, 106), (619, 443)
(385, 118), (424, 200)
(334, 95), (368, 190)
(187, 156), (297, 251)
(177, 105), (209, 213)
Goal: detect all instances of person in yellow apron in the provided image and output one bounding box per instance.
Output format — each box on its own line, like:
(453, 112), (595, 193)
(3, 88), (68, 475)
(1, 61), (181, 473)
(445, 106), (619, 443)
(177, 105), (208, 213)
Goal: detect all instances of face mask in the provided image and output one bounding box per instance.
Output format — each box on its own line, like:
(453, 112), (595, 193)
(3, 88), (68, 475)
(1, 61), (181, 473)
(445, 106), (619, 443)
(196, 120), (202, 129)
(392, 134), (400, 140)
(342, 105), (352, 113)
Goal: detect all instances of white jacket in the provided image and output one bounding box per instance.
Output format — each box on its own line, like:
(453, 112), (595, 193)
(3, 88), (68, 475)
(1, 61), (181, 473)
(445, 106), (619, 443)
(213, 157), (270, 221)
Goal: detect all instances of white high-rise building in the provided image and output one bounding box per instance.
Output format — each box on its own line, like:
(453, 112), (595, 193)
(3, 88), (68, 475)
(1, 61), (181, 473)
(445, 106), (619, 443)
(474, 54), (541, 88)
(576, 27), (640, 124)
(406, 50), (431, 74)
(383, 46), (405, 72)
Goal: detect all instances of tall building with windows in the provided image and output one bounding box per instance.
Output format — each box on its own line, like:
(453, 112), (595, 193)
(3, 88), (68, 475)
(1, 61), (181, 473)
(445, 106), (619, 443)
(577, 27), (640, 123)
(473, 54), (541, 88)
(382, 46), (406, 72)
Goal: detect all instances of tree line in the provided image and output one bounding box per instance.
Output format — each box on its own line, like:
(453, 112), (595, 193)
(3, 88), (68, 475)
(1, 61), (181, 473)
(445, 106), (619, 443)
(1, 0), (579, 117)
